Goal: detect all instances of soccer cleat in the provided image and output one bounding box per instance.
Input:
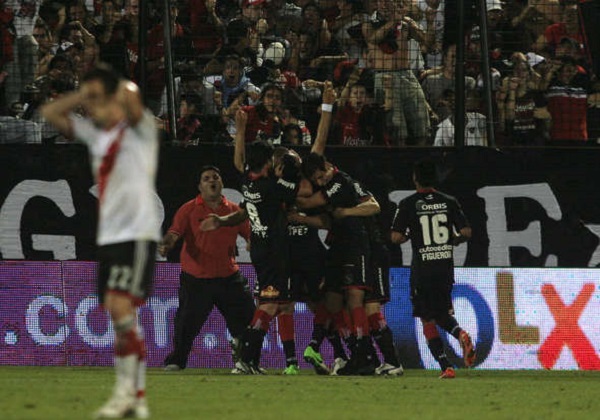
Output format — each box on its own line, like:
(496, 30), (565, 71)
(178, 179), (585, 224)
(303, 346), (330, 375)
(439, 367), (456, 379)
(459, 331), (476, 368)
(233, 360), (255, 374)
(330, 357), (348, 376)
(133, 397), (150, 419)
(282, 364), (300, 375)
(94, 389), (136, 419)
(163, 364), (182, 372)
(375, 363), (404, 376)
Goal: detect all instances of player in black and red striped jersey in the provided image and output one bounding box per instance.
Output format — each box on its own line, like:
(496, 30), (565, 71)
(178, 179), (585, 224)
(391, 158), (475, 379)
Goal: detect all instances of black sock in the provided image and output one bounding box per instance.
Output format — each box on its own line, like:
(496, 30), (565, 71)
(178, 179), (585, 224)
(437, 316), (462, 340)
(371, 326), (399, 366)
(427, 336), (451, 371)
(282, 340), (298, 366)
(309, 324), (327, 352)
(241, 328), (266, 366)
(326, 331), (347, 360)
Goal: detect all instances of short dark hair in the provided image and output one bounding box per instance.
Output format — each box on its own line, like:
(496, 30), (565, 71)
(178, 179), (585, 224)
(181, 91), (203, 113)
(413, 159), (438, 187)
(198, 165), (221, 181)
(247, 140), (274, 172)
(301, 152), (327, 179)
(81, 62), (121, 95)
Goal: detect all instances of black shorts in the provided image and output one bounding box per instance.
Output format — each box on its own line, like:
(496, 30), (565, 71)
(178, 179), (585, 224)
(410, 274), (454, 320)
(251, 245), (292, 303)
(365, 262), (390, 303)
(290, 260), (325, 303)
(323, 246), (369, 293)
(97, 240), (157, 306)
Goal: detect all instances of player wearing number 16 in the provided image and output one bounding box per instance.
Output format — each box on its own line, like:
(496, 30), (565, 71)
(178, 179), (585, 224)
(390, 159), (476, 379)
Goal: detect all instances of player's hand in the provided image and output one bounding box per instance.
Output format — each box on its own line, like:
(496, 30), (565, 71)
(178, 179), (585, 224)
(235, 108), (248, 130)
(322, 81), (336, 105)
(200, 214), (221, 231)
(390, 231), (408, 244)
(158, 243), (170, 257)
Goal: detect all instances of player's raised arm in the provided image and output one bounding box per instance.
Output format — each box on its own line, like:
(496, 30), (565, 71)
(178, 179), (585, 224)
(40, 89), (85, 137)
(117, 80), (144, 127)
(311, 81), (336, 156)
(233, 109), (248, 173)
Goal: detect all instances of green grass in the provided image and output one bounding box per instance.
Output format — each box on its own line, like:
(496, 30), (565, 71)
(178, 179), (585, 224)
(1, 367), (599, 419)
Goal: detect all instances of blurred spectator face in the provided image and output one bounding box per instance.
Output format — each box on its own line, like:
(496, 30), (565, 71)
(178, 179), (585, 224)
(558, 62), (577, 84)
(555, 38), (579, 59)
(487, 9), (503, 28)
(376, 0), (402, 21)
(444, 45), (456, 69)
(102, 1), (117, 23)
(299, 33), (316, 60)
(33, 25), (53, 53)
(69, 2), (86, 22)
(243, 3), (265, 23)
(349, 85), (368, 110)
(126, 0), (139, 16)
(513, 60), (529, 78)
(283, 125), (302, 145)
(179, 98), (191, 117)
(562, 5), (578, 26)
(262, 87), (283, 113)
(302, 5), (321, 30)
(223, 58), (242, 87)
(67, 27), (83, 44)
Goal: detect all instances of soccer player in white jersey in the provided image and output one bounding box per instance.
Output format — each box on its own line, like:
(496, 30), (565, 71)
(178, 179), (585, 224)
(41, 63), (160, 419)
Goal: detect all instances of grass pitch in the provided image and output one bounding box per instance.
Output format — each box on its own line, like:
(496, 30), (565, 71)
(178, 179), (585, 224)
(1, 367), (599, 420)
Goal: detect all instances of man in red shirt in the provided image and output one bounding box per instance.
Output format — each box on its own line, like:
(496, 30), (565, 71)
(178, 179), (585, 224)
(159, 165), (255, 371)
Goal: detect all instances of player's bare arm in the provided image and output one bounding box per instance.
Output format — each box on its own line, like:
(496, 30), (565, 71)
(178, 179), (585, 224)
(158, 231), (180, 257)
(332, 196), (381, 219)
(452, 226), (472, 245)
(390, 230), (409, 244)
(233, 109), (248, 173)
(287, 210), (331, 230)
(311, 81), (336, 156)
(200, 209), (248, 231)
(117, 80), (144, 127)
(40, 89), (85, 137)
(296, 190), (328, 209)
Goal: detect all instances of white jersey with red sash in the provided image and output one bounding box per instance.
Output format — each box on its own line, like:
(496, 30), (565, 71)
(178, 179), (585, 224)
(70, 110), (161, 245)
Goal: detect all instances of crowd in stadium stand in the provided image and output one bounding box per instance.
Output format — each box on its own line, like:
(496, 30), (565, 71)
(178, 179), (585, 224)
(0, 0), (598, 146)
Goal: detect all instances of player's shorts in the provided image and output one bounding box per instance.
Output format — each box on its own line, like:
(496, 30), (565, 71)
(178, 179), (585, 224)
(323, 245), (370, 293)
(365, 263), (391, 303)
(97, 240), (157, 306)
(410, 272), (455, 320)
(290, 259), (325, 303)
(251, 245), (292, 304)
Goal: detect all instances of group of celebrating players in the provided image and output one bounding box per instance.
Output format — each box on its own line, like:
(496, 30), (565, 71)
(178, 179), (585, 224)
(202, 81), (476, 378)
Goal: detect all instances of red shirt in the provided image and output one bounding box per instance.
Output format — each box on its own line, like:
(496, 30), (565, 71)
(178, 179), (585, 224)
(168, 195), (251, 278)
(241, 105), (278, 143)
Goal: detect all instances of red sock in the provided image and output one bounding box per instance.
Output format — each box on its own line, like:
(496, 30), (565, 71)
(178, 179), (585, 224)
(250, 309), (273, 333)
(423, 322), (440, 341)
(277, 313), (295, 342)
(115, 329), (144, 357)
(350, 306), (368, 339)
(368, 312), (386, 332)
(332, 310), (350, 338)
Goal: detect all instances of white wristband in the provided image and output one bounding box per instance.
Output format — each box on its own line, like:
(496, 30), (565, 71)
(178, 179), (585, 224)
(321, 103), (333, 113)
